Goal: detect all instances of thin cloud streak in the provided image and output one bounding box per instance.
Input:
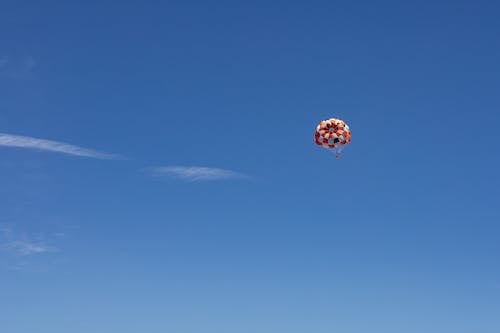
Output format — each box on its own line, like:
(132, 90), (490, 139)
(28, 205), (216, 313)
(152, 166), (248, 182)
(0, 133), (121, 159)
(5, 240), (50, 256)
(0, 226), (52, 256)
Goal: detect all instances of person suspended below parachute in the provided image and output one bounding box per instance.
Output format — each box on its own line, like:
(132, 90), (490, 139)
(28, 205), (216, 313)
(314, 118), (351, 158)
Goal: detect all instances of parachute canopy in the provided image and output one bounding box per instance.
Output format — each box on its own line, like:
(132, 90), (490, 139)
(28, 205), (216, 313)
(314, 118), (351, 158)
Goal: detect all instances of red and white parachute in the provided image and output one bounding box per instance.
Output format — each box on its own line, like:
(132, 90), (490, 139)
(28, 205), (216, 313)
(314, 118), (352, 158)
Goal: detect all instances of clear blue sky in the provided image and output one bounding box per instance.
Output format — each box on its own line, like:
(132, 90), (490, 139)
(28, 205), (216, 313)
(1, 0), (499, 332)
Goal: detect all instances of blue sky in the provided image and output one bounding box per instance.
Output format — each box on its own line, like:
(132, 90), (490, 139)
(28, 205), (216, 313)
(1, 0), (499, 332)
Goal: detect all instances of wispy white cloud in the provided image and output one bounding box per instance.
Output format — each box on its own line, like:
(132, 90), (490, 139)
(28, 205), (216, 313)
(152, 166), (248, 182)
(0, 133), (121, 159)
(0, 226), (52, 256)
(5, 240), (50, 256)
(0, 224), (70, 271)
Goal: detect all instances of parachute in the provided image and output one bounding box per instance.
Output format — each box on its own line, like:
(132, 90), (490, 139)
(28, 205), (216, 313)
(314, 118), (351, 158)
